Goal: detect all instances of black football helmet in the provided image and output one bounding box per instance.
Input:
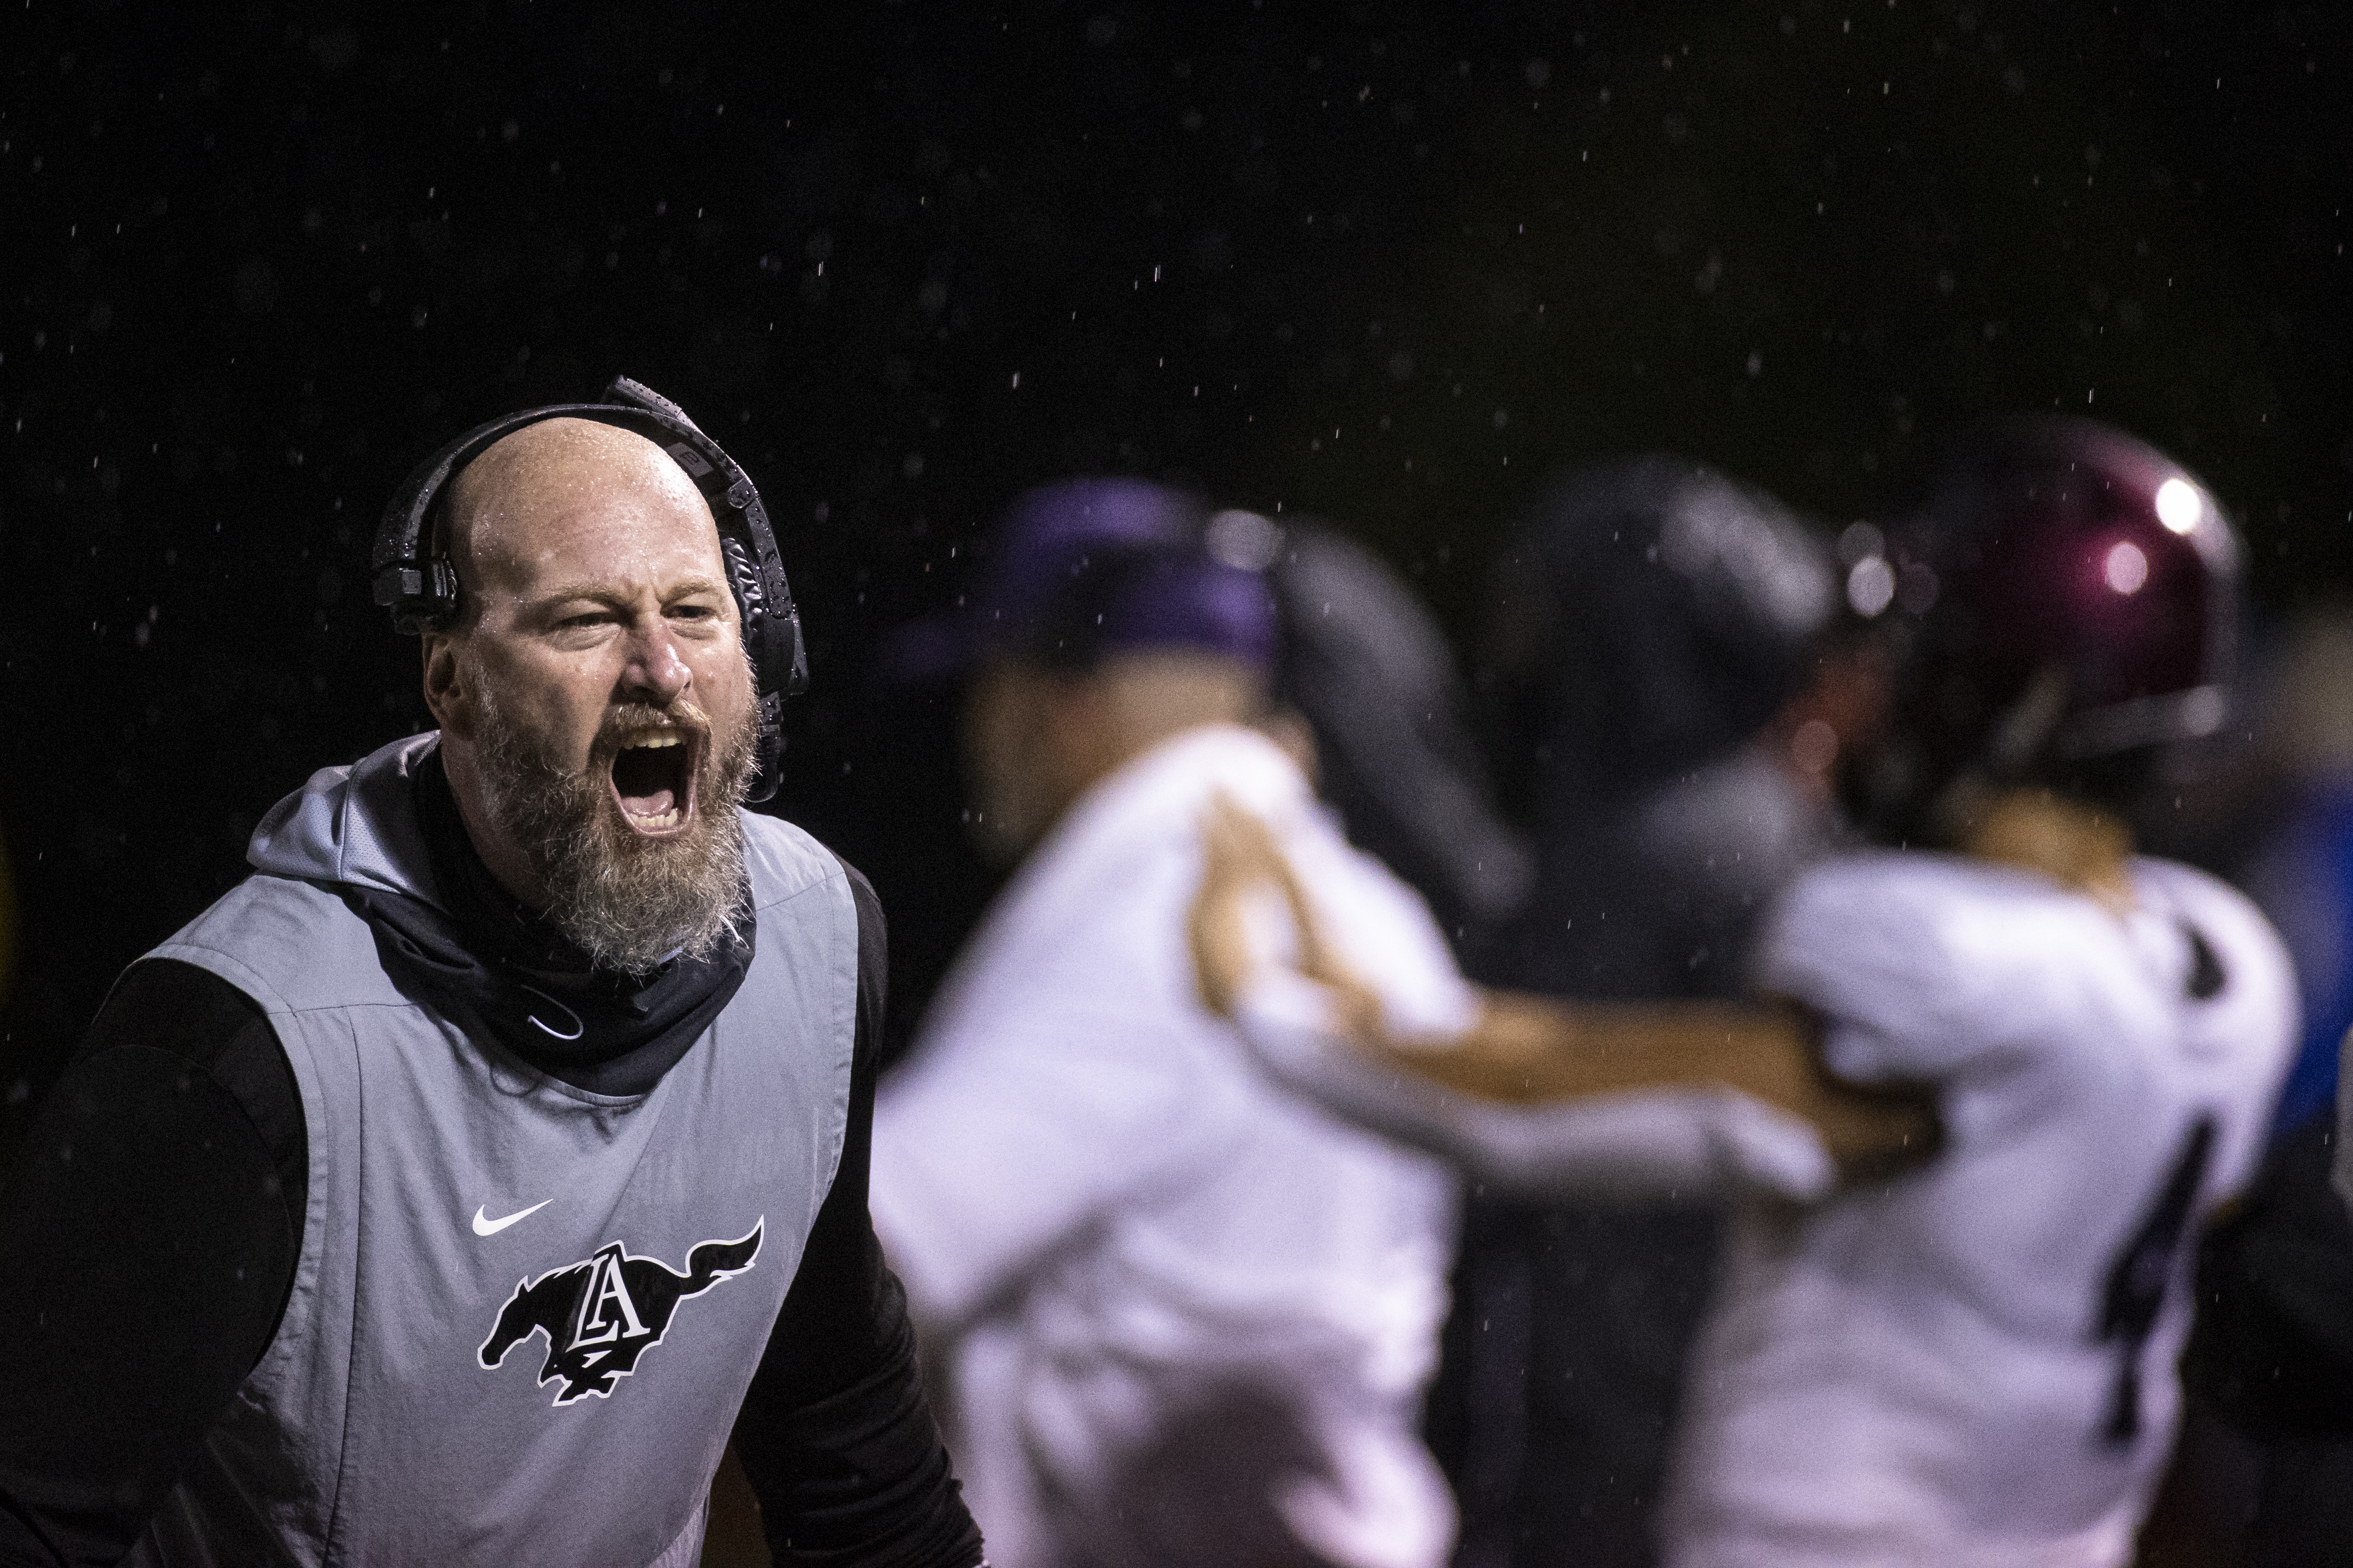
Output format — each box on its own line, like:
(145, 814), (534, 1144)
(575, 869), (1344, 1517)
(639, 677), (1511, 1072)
(1847, 416), (2241, 843)
(1479, 454), (1838, 814)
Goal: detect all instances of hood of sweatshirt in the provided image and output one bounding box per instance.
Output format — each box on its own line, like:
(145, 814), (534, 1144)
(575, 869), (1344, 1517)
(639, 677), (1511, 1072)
(245, 732), (754, 1097)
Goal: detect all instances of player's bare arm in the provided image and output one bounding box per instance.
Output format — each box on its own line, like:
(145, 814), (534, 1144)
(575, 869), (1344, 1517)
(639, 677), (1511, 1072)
(1190, 791), (1939, 1181)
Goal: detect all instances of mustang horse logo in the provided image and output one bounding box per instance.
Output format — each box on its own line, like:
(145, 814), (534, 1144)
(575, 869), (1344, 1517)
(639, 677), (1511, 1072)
(479, 1222), (763, 1405)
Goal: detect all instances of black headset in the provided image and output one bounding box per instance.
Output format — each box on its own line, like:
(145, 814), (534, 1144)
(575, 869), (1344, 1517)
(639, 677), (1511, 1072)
(371, 375), (807, 803)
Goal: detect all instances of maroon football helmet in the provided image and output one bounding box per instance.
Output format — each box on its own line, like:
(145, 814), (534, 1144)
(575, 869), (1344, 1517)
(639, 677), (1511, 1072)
(1845, 416), (2241, 843)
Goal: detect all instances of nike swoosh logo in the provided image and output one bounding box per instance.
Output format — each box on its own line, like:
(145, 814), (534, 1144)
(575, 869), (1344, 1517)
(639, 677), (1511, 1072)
(472, 1199), (553, 1238)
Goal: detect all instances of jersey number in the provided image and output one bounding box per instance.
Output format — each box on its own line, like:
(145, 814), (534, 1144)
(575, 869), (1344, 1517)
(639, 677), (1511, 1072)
(2094, 1113), (2217, 1447)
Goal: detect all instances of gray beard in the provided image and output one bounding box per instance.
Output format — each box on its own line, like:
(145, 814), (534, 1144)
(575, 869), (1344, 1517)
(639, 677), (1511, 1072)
(468, 676), (757, 977)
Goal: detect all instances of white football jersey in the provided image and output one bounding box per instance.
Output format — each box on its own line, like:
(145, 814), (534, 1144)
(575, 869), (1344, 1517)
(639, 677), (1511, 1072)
(1662, 851), (2296, 1568)
(873, 725), (1471, 1568)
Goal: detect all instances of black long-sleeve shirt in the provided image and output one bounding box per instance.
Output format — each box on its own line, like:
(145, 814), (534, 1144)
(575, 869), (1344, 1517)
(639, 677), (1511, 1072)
(0, 836), (981, 1566)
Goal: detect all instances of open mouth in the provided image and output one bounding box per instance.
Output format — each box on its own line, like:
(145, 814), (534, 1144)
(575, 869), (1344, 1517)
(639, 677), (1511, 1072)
(608, 730), (701, 835)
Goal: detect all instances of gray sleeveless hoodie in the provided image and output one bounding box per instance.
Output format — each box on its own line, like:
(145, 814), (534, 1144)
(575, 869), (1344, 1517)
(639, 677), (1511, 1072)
(126, 734), (859, 1567)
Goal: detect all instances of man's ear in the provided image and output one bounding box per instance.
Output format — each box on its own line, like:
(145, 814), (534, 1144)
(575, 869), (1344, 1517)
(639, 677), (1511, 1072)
(421, 635), (472, 737)
(1041, 672), (1113, 792)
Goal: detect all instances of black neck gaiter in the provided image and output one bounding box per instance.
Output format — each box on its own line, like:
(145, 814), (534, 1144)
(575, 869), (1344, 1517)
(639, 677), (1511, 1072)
(344, 746), (754, 1096)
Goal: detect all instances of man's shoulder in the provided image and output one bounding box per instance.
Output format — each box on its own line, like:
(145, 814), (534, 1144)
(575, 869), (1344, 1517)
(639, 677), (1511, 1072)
(1771, 850), (2296, 1092)
(1760, 851), (2115, 1040)
(151, 870), (396, 1016)
(1773, 849), (2111, 956)
(739, 811), (852, 913)
(2131, 854), (2300, 1084)
(2130, 854), (2288, 981)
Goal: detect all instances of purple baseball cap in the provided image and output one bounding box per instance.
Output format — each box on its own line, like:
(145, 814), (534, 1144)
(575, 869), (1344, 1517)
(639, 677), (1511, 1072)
(888, 478), (1280, 681)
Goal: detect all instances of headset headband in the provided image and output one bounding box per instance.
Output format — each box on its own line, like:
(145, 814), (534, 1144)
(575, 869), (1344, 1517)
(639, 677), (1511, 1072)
(371, 376), (806, 803)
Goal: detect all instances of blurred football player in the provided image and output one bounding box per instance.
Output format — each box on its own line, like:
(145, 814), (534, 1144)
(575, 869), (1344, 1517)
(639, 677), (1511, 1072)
(1438, 457), (1864, 1568)
(871, 481), (1468, 1568)
(1193, 418), (2296, 1567)
(871, 481), (1926, 1568)
(1655, 418), (2297, 1565)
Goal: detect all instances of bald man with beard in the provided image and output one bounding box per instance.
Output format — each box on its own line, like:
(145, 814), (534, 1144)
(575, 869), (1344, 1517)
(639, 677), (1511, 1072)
(0, 413), (983, 1566)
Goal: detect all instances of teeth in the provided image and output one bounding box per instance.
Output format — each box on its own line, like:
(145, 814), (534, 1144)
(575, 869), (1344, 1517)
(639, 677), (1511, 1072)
(624, 733), (685, 749)
(624, 806), (685, 830)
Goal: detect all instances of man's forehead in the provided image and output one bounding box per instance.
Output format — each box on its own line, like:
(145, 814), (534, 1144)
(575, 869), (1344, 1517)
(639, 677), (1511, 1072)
(449, 417), (719, 575)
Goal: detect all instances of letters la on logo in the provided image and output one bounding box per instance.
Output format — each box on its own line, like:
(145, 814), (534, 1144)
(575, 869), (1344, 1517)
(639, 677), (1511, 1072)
(479, 1222), (763, 1405)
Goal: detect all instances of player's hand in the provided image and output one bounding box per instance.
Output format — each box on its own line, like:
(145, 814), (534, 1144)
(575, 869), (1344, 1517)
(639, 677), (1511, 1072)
(1816, 1088), (1943, 1184)
(1723, 997), (1942, 1183)
(1796, 1061), (1945, 1185)
(1189, 792), (1379, 1034)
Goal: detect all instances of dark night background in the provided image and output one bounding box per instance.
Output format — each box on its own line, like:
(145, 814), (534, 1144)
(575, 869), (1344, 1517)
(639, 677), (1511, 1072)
(4, 0), (2349, 1154)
